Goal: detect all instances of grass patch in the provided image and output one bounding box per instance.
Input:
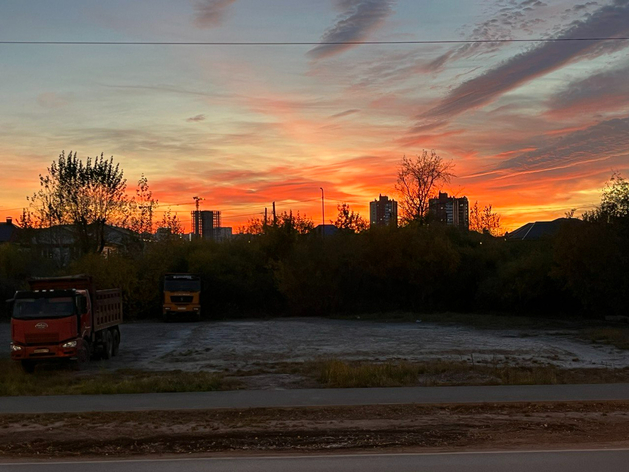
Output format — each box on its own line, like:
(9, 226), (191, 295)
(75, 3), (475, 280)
(306, 358), (629, 388)
(0, 359), (234, 396)
(583, 328), (629, 350)
(312, 359), (425, 388)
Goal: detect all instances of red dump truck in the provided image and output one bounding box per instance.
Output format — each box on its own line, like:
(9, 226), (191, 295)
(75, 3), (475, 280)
(9, 275), (122, 372)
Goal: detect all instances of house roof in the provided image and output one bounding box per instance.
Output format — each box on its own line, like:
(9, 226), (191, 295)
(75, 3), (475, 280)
(0, 221), (19, 243)
(315, 224), (340, 236)
(507, 218), (582, 240)
(30, 224), (137, 246)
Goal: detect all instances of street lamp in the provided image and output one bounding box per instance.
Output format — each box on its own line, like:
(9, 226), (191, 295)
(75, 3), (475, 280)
(320, 187), (325, 235)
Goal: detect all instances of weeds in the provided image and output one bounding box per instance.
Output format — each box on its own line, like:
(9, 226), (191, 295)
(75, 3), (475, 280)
(308, 359), (572, 388)
(583, 328), (629, 350)
(0, 360), (231, 396)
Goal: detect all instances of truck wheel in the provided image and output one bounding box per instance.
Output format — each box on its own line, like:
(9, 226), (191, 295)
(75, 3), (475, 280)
(21, 360), (36, 374)
(102, 330), (113, 360)
(111, 328), (120, 357)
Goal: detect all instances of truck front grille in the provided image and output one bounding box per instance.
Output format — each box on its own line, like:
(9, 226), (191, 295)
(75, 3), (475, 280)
(171, 296), (193, 304)
(24, 333), (60, 345)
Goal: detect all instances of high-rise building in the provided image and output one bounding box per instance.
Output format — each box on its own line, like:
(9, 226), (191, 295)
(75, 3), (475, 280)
(428, 192), (469, 229)
(191, 210), (221, 240)
(370, 195), (398, 227)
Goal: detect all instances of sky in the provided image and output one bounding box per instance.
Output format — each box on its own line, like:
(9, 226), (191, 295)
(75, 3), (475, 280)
(1, 0), (628, 232)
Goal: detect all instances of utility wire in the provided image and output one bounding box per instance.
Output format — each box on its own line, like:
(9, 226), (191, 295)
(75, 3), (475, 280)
(0, 38), (628, 46)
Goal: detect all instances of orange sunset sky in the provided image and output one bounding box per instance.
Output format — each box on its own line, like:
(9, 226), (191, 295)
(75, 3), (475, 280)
(1, 0), (628, 232)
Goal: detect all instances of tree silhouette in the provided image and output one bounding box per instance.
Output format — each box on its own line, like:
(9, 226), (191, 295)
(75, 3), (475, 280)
(129, 174), (158, 237)
(30, 151), (128, 254)
(333, 203), (367, 233)
(395, 150), (454, 224)
(469, 201), (502, 236)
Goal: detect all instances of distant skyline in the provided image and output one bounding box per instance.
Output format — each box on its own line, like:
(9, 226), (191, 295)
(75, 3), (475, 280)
(1, 0), (628, 231)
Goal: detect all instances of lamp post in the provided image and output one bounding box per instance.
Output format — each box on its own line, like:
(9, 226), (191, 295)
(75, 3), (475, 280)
(320, 187), (325, 236)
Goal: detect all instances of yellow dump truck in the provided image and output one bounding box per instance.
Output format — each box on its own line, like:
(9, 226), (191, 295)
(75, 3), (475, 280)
(162, 273), (201, 322)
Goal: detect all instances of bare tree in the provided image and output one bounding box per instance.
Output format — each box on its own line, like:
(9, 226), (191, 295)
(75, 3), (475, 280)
(395, 150), (455, 224)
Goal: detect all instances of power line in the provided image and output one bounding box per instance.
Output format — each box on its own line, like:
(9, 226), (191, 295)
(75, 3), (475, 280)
(0, 38), (628, 46)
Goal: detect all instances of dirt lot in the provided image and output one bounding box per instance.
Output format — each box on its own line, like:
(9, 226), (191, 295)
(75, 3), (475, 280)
(2, 318), (628, 389)
(1, 402), (629, 458)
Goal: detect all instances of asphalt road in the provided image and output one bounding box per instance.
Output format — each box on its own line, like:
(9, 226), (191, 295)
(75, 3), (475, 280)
(2, 450), (629, 471)
(2, 383), (629, 414)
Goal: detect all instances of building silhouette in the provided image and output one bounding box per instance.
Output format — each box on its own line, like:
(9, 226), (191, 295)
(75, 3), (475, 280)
(429, 192), (469, 229)
(191, 210), (221, 240)
(370, 195), (398, 227)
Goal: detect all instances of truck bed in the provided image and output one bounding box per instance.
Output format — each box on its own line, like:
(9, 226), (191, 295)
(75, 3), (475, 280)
(94, 289), (123, 331)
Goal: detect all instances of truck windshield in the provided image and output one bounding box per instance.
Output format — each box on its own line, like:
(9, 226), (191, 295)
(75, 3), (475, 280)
(12, 297), (76, 320)
(164, 280), (201, 292)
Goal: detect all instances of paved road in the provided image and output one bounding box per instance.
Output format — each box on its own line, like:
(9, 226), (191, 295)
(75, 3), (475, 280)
(2, 450), (629, 471)
(2, 383), (629, 414)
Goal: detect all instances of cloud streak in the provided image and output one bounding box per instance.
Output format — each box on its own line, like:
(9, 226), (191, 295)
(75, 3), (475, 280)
(186, 114), (207, 122)
(194, 0), (237, 28)
(308, 0), (395, 60)
(546, 63), (629, 118)
(420, 1), (629, 123)
(498, 116), (629, 175)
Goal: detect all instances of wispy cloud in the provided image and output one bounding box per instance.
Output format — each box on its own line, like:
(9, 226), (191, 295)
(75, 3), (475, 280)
(498, 116), (629, 175)
(546, 63), (629, 118)
(426, 0), (551, 72)
(194, 0), (237, 28)
(308, 0), (395, 60)
(329, 109), (360, 119)
(416, 1), (629, 126)
(186, 114), (207, 122)
(37, 92), (73, 109)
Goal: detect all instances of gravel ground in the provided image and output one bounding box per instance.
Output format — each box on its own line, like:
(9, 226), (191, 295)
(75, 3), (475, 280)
(3, 318), (626, 375)
(2, 402), (629, 458)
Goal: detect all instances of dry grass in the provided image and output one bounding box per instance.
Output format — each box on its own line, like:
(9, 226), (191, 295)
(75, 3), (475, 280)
(307, 359), (596, 388)
(583, 328), (629, 350)
(0, 360), (231, 396)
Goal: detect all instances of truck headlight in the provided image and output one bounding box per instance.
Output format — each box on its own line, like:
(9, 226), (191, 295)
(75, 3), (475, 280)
(11, 344), (23, 351)
(62, 340), (77, 348)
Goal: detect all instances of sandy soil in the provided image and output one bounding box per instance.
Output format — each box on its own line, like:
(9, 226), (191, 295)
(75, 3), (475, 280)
(1, 402), (628, 459)
(105, 319), (627, 371)
(2, 318), (627, 386)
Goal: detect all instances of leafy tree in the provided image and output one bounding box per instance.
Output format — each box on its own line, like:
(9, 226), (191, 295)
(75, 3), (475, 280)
(333, 203), (368, 233)
(128, 174), (158, 236)
(276, 211), (314, 235)
(158, 209), (185, 238)
(239, 217), (266, 235)
(29, 151), (128, 254)
(240, 211), (314, 236)
(395, 150), (455, 224)
(584, 172), (629, 224)
(17, 208), (34, 229)
(469, 201), (502, 236)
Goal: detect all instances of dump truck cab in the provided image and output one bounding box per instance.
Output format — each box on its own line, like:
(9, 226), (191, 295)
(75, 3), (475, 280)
(162, 273), (201, 321)
(10, 288), (91, 369)
(9, 275), (122, 372)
